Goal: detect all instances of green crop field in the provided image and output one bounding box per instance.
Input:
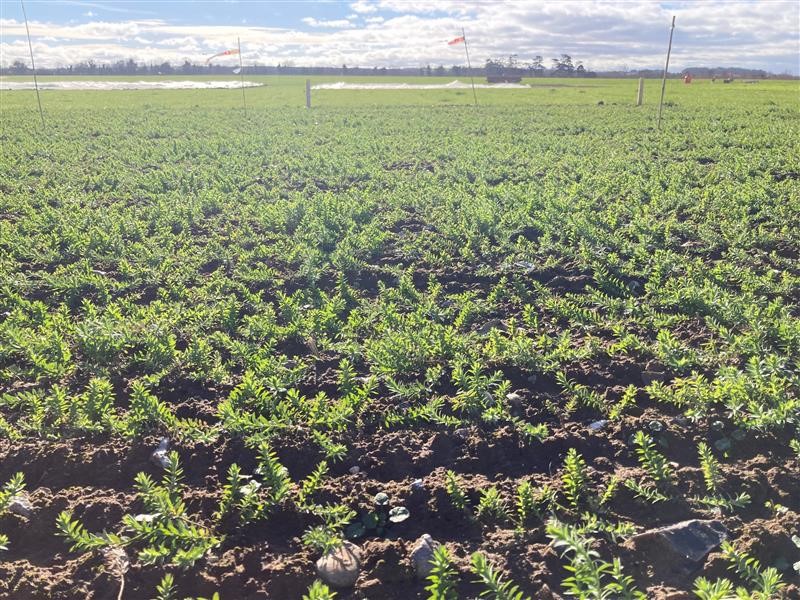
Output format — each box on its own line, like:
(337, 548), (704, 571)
(1, 76), (799, 599)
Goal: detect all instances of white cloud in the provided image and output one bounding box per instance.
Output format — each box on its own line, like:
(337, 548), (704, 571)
(376, 0), (471, 15)
(301, 17), (355, 29)
(349, 1), (378, 14)
(0, 1), (798, 73)
(61, 1), (158, 16)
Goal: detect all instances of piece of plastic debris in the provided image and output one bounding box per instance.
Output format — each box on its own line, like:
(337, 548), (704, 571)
(133, 513), (157, 523)
(150, 437), (171, 469)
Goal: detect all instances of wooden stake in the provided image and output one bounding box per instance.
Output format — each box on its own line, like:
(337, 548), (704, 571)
(237, 37), (247, 117)
(20, 0), (44, 128)
(462, 28), (478, 106)
(657, 16), (676, 131)
(636, 77), (644, 106)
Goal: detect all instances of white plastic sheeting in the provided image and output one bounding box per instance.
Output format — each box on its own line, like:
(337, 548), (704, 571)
(0, 79), (264, 91)
(311, 80), (528, 90)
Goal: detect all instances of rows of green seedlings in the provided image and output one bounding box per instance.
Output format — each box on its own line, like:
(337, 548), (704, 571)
(1, 89), (799, 598)
(3, 440), (796, 599)
(3, 431), (795, 598)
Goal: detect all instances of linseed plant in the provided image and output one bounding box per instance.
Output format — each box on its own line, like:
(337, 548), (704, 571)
(0, 77), (797, 598)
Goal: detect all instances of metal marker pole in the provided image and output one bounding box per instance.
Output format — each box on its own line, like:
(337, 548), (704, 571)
(306, 79), (311, 108)
(462, 28), (478, 106)
(657, 16), (675, 131)
(238, 37), (247, 117)
(20, 0), (45, 128)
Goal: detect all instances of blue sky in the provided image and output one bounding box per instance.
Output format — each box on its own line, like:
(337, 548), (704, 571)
(3, 1), (357, 27)
(1, 1), (799, 73)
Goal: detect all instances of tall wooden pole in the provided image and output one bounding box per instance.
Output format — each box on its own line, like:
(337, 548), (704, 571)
(636, 77), (644, 106)
(462, 28), (478, 106)
(237, 37), (247, 117)
(20, 0), (45, 128)
(657, 16), (676, 131)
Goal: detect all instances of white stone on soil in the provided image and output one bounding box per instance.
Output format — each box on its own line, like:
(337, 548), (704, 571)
(628, 519), (727, 564)
(7, 494), (33, 518)
(410, 534), (440, 579)
(316, 541), (362, 588)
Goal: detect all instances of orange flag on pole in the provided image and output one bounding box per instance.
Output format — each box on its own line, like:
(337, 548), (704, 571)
(448, 30), (476, 105)
(206, 49), (240, 64)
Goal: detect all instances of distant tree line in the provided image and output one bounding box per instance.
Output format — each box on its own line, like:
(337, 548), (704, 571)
(3, 55), (595, 77)
(1, 58), (791, 79)
(485, 54), (595, 77)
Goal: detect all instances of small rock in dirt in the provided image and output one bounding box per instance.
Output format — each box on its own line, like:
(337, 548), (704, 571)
(316, 541), (362, 588)
(628, 519), (727, 566)
(454, 428), (470, 439)
(535, 584), (557, 600)
(475, 319), (506, 335)
(410, 534), (440, 579)
(527, 374), (538, 385)
(641, 370), (667, 385)
(588, 419), (609, 432)
(349, 466), (361, 475)
(7, 494), (33, 518)
(513, 261), (537, 273)
(505, 392), (524, 407)
(410, 479), (424, 491)
(150, 437), (171, 469)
